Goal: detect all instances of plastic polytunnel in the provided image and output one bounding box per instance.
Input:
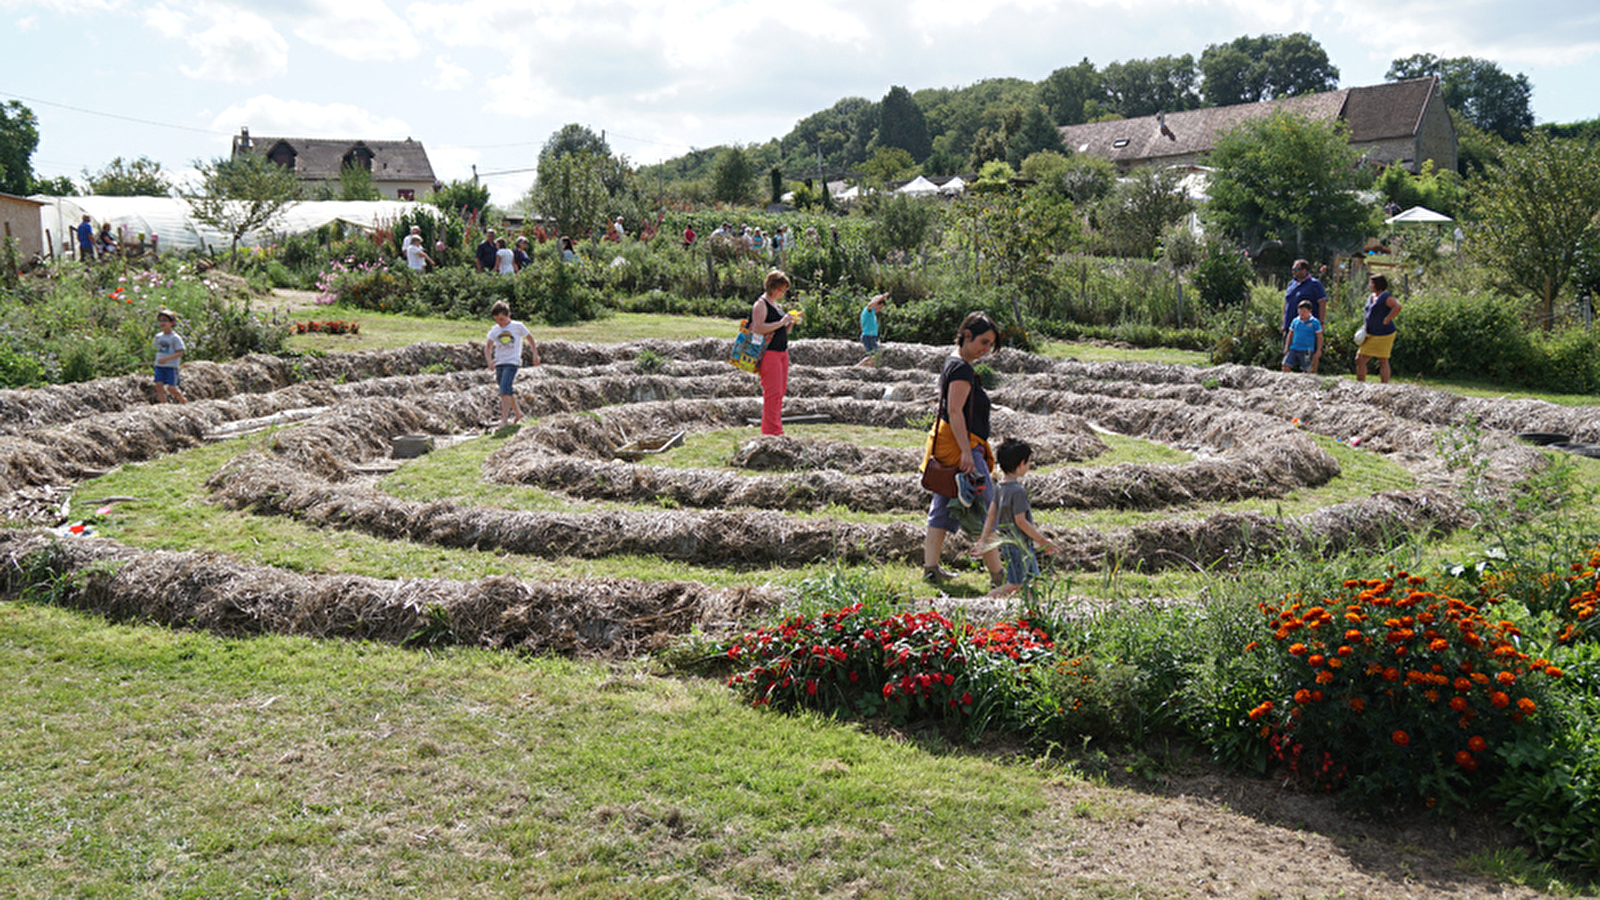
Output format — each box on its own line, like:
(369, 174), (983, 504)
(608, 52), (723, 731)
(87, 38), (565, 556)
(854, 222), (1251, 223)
(30, 196), (430, 257)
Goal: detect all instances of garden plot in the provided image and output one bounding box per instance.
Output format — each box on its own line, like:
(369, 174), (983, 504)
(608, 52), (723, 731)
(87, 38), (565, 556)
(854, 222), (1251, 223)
(7, 336), (1600, 656)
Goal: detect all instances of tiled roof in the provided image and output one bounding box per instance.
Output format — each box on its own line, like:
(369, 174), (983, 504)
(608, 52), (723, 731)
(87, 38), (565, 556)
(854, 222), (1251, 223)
(232, 133), (437, 183)
(1059, 78), (1440, 165)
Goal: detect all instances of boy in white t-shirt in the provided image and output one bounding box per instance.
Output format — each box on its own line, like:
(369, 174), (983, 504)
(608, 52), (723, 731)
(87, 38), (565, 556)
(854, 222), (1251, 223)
(484, 300), (540, 428)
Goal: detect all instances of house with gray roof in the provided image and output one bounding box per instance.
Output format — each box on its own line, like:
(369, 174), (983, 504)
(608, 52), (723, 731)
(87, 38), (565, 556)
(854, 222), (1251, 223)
(231, 127), (439, 201)
(1059, 77), (1456, 175)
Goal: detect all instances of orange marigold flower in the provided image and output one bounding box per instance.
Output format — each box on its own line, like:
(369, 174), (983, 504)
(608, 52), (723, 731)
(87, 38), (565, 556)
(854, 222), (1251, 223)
(1392, 730), (1410, 747)
(1315, 670), (1335, 685)
(1453, 677), (1472, 692)
(1491, 692), (1511, 708)
(1337, 645), (1353, 657)
(1383, 667), (1400, 682)
(1327, 657), (1344, 669)
(1289, 643), (1307, 656)
(1308, 654), (1326, 667)
(1546, 666), (1564, 678)
(1518, 697), (1537, 714)
(1245, 641), (1259, 652)
(1449, 697), (1470, 713)
(1311, 690), (1325, 702)
(1248, 701), (1274, 720)
(1294, 689), (1312, 704)
(1468, 735), (1488, 753)
(1348, 697), (1366, 713)
(1428, 639), (1449, 652)
(1455, 750), (1478, 770)
(1496, 671), (1517, 686)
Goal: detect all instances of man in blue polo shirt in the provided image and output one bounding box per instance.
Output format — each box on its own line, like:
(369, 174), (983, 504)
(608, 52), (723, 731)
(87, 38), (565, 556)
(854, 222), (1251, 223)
(1282, 258), (1326, 337)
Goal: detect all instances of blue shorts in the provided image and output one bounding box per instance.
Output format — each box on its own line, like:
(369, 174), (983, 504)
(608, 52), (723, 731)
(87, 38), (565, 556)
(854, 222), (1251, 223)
(495, 364), (518, 395)
(154, 366), (180, 386)
(1000, 541), (1040, 587)
(861, 334), (879, 352)
(1282, 348), (1315, 371)
(927, 448), (993, 535)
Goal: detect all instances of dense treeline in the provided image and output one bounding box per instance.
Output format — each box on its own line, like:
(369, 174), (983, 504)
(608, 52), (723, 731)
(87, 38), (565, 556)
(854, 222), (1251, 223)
(637, 32), (1561, 199)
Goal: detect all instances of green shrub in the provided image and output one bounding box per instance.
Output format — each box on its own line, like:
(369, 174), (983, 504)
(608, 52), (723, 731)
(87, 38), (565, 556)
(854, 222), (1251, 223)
(1251, 571), (1562, 810)
(1495, 638), (1600, 878)
(1397, 291), (1538, 384)
(1189, 241), (1255, 308)
(1532, 327), (1600, 395)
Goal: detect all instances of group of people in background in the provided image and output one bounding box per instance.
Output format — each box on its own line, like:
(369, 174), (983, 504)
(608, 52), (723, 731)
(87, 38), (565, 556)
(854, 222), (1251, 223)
(1279, 258), (1401, 384)
(75, 214), (121, 261)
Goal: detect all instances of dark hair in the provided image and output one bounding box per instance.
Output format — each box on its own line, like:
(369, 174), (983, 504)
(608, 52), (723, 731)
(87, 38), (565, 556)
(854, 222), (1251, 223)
(1292, 259), (1310, 271)
(1370, 274), (1388, 292)
(1297, 300), (1312, 310)
(996, 437), (1032, 474)
(956, 311), (997, 346)
(490, 300), (511, 317)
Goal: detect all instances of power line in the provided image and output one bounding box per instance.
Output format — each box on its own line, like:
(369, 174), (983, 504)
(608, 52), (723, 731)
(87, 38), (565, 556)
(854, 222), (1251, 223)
(0, 89), (226, 136)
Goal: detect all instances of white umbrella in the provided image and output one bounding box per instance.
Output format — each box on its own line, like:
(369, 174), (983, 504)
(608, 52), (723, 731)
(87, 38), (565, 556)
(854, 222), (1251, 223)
(1385, 205), (1452, 225)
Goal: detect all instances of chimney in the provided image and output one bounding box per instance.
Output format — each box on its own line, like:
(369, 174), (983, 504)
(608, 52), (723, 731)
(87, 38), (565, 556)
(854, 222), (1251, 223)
(239, 126), (252, 150)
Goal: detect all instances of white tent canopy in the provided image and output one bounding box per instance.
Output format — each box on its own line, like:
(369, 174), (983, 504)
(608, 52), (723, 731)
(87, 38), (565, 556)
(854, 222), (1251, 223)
(938, 176), (967, 195)
(31, 196), (429, 256)
(897, 175), (939, 196)
(1385, 205), (1452, 225)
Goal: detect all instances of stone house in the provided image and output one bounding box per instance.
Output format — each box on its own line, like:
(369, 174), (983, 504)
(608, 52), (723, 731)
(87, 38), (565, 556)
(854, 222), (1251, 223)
(230, 127), (439, 200)
(1058, 77), (1457, 175)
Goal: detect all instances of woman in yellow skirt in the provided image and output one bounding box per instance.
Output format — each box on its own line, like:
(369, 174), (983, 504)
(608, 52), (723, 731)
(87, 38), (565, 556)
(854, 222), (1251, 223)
(1355, 274), (1402, 383)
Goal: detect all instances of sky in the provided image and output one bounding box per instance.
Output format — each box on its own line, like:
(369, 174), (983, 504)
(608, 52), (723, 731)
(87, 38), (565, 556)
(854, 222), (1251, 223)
(4, 0), (1598, 206)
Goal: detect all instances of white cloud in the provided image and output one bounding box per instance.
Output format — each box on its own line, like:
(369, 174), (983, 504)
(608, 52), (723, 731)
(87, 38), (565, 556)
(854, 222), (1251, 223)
(209, 95), (413, 139)
(142, 4), (289, 84)
(292, 0), (420, 61)
(15, 14), (37, 30)
(433, 55), (472, 92)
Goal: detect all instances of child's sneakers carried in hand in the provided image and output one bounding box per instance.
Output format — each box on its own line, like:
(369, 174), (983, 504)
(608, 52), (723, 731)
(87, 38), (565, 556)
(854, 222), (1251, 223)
(956, 472), (981, 508)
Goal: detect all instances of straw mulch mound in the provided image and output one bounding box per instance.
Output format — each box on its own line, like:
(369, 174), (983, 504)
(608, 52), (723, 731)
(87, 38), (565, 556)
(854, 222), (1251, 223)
(0, 529), (776, 657)
(204, 448), (1463, 573)
(207, 452), (928, 566)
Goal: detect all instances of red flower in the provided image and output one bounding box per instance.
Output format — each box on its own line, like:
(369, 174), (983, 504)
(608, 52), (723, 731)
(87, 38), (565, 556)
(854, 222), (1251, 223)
(1490, 692), (1511, 708)
(1467, 735), (1488, 753)
(1455, 750), (1478, 770)
(1392, 730), (1410, 747)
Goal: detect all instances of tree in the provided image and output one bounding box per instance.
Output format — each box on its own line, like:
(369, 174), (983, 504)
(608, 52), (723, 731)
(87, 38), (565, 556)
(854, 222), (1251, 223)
(1094, 166), (1193, 258)
(1204, 111), (1371, 261)
(1201, 34), (1339, 107)
(1005, 104), (1066, 167)
(781, 97), (875, 171)
(0, 100), (42, 195)
(1471, 131), (1600, 329)
(529, 152), (608, 238)
(1101, 55), (1200, 118)
(860, 146), (916, 187)
(877, 86), (932, 163)
(85, 156), (171, 196)
(710, 146), (755, 205)
(1387, 54), (1533, 143)
(337, 162), (380, 201)
(865, 192), (938, 258)
(178, 154), (302, 253)
(1039, 59), (1100, 126)
(428, 179), (491, 220)
(540, 124), (611, 165)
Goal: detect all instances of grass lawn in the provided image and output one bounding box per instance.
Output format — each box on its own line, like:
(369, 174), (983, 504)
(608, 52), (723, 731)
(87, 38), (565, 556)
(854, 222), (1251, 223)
(0, 601), (1066, 899)
(285, 304), (732, 355)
